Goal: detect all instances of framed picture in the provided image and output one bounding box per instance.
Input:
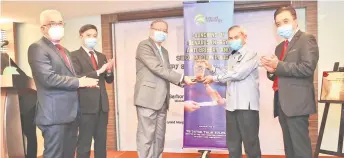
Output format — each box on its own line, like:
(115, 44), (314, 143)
(319, 71), (344, 103)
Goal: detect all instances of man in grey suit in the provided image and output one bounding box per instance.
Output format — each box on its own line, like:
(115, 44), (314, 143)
(203, 25), (261, 158)
(71, 24), (114, 158)
(135, 20), (195, 158)
(261, 6), (319, 158)
(28, 10), (98, 158)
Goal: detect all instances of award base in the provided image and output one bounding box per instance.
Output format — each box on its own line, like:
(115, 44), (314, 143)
(198, 150), (211, 158)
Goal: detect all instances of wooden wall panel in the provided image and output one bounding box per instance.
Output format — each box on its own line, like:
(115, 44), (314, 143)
(0, 23), (17, 62)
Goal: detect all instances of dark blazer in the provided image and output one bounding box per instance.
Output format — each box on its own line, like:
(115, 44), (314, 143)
(71, 47), (113, 113)
(19, 89), (37, 114)
(28, 37), (79, 125)
(267, 30), (319, 117)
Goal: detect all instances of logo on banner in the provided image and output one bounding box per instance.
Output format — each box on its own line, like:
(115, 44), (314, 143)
(194, 14), (223, 25)
(194, 14), (206, 25)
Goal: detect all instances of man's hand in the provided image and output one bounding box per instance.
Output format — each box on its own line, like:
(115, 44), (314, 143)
(184, 101), (200, 112)
(260, 56), (278, 72)
(263, 64), (276, 73)
(97, 63), (109, 74)
(203, 75), (214, 84)
(184, 76), (197, 86)
(79, 76), (99, 88)
(260, 55), (279, 69)
(106, 59), (114, 71)
(202, 59), (212, 70)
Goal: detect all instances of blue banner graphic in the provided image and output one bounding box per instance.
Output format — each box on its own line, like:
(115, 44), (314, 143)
(183, 1), (234, 149)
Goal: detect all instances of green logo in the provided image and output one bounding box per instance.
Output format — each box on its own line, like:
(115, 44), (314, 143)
(194, 14), (206, 25)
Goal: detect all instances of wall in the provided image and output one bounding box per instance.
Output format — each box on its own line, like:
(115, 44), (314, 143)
(16, 23), (40, 76)
(15, 15), (102, 156)
(318, 1), (344, 152)
(61, 15), (102, 52)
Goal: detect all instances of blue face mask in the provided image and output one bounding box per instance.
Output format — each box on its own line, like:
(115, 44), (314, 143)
(277, 24), (293, 39)
(85, 38), (97, 49)
(154, 31), (167, 42)
(228, 39), (243, 51)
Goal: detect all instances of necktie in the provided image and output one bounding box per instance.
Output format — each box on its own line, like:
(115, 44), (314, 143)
(157, 48), (164, 63)
(55, 44), (72, 70)
(272, 40), (289, 91)
(89, 51), (98, 70)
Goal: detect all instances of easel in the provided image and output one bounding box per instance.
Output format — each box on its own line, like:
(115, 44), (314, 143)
(314, 62), (344, 157)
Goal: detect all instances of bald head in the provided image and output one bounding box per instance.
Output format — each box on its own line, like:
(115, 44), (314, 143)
(39, 10), (63, 26)
(228, 25), (247, 45)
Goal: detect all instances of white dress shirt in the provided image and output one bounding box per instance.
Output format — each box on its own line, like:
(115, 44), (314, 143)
(82, 46), (101, 76)
(82, 46), (98, 64)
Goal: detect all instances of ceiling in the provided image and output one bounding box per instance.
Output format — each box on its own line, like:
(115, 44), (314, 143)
(1, 1), (184, 24)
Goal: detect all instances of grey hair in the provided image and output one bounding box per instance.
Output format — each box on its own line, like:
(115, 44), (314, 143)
(39, 10), (62, 26)
(228, 25), (247, 36)
(150, 19), (168, 28)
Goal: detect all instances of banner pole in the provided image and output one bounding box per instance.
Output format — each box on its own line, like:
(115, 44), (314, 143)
(196, 2), (210, 157)
(198, 150), (211, 158)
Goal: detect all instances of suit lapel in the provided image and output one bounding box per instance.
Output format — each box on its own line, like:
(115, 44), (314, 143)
(275, 43), (283, 59)
(282, 30), (302, 61)
(161, 48), (169, 67)
(148, 38), (164, 64)
(41, 37), (74, 74)
(64, 51), (76, 74)
(80, 47), (96, 71)
(95, 51), (104, 68)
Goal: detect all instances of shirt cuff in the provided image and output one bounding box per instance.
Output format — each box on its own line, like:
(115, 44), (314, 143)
(77, 79), (81, 88)
(213, 75), (219, 82)
(96, 70), (100, 76)
(210, 66), (216, 73)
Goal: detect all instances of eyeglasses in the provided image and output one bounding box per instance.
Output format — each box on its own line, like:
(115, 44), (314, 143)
(151, 27), (168, 33)
(43, 22), (64, 27)
(228, 35), (242, 40)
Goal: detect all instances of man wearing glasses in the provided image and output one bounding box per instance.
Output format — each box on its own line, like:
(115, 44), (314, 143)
(134, 20), (196, 158)
(28, 10), (98, 158)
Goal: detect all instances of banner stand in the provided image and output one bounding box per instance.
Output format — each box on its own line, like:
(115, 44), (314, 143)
(195, 1), (211, 157)
(183, 0), (234, 154)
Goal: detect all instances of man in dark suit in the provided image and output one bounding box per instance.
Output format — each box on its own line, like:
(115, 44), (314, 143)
(28, 10), (98, 158)
(19, 88), (37, 158)
(261, 6), (319, 158)
(71, 24), (114, 158)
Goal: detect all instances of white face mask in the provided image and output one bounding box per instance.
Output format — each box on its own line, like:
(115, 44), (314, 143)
(48, 26), (64, 41)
